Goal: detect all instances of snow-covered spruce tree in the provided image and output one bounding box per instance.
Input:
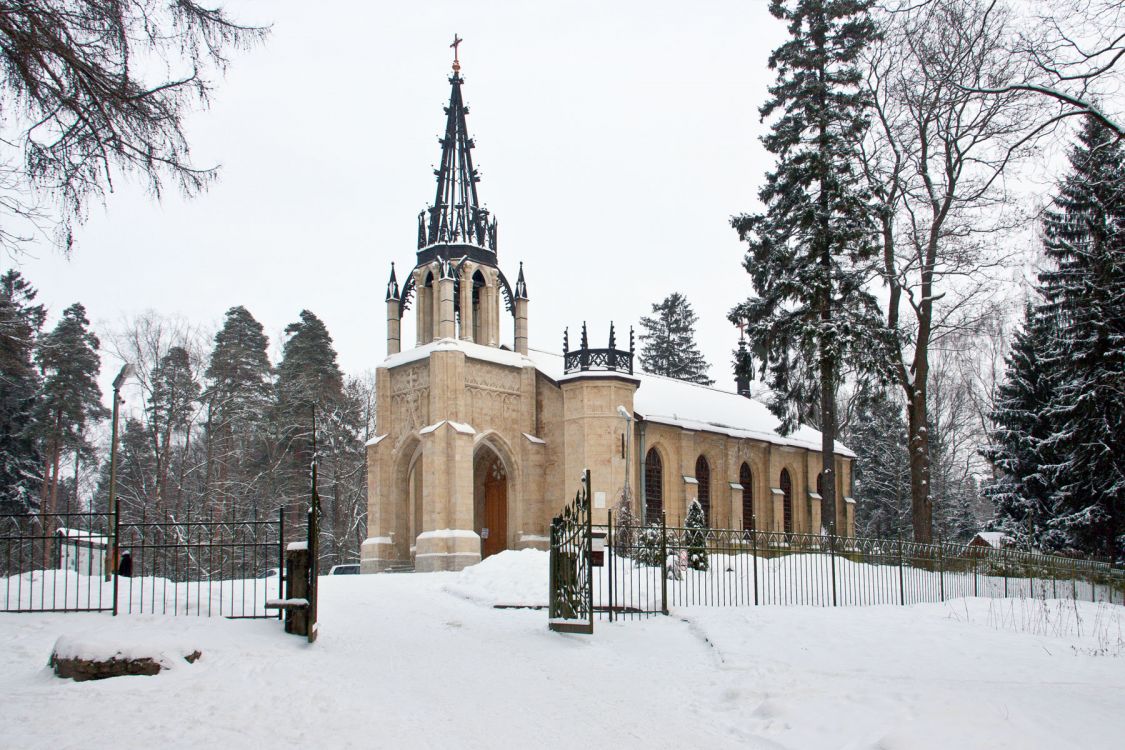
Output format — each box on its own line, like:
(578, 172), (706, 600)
(846, 385), (911, 539)
(203, 305), (274, 517)
(639, 293), (714, 385)
(0, 271), (46, 512)
(730, 0), (887, 535)
(1036, 117), (1125, 560)
(32, 303), (107, 517)
(633, 524), (664, 567)
(685, 499), (709, 571)
(985, 303), (1063, 550)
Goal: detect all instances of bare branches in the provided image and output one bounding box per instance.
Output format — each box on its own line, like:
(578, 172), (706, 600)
(954, 0), (1125, 136)
(0, 1), (268, 253)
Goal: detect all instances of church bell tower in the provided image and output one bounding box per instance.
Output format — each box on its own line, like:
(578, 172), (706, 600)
(385, 42), (528, 355)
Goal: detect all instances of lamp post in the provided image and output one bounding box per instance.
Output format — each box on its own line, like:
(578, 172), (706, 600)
(617, 405), (633, 510)
(105, 363), (134, 582)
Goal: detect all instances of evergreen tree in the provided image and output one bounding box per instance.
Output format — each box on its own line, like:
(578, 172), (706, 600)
(985, 303), (1062, 550)
(1036, 117), (1125, 560)
(638, 293), (714, 385)
(96, 417), (158, 521)
(730, 0), (886, 534)
(203, 305), (273, 517)
(274, 310), (346, 544)
(147, 345), (200, 513)
(32, 303), (107, 516)
(633, 524), (664, 567)
(847, 385), (911, 539)
(685, 499), (709, 571)
(612, 494), (639, 557)
(276, 310), (344, 420)
(0, 271), (46, 512)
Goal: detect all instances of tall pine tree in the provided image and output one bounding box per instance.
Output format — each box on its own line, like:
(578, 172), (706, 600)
(638, 293), (714, 385)
(32, 303), (107, 517)
(1037, 117), (1125, 560)
(730, 0), (886, 534)
(147, 345), (200, 515)
(0, 271), (46, 512)
(274, 310), (346, 539)
(203, 305), (273, 516)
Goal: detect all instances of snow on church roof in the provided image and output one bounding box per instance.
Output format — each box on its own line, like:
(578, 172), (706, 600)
(379, 339), (853, 458)
(383, 338), (535, 370)
(526, 348), (855, 458)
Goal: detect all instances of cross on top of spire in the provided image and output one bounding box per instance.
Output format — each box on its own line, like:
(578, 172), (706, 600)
(450, 34), (462, 72)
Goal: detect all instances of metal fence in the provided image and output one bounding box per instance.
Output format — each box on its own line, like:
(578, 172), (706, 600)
(548, 470), (594, 634)
(1, 506), (284, 618)
(592, 513), (1125, 620)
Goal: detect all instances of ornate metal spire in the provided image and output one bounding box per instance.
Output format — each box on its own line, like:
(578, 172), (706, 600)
(386, 263), (400, 301)
(418, 37), (498, 253)
(515, 262), (528, 299)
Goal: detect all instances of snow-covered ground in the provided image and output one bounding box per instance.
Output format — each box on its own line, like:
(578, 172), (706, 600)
(2, 550), (1122, 749)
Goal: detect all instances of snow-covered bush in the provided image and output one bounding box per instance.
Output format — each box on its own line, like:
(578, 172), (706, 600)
(633, 524), (664, 567)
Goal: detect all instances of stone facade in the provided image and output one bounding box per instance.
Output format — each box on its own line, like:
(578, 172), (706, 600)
(361, 332), (856, 573)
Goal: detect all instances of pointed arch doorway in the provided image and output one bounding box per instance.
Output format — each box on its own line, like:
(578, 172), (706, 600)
(474, 444), (509, 559)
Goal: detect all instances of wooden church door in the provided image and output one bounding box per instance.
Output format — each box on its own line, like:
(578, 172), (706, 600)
(482, 463), (508, 559)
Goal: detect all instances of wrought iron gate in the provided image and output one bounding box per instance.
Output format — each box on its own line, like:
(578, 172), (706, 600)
(548, 469), (593, 634)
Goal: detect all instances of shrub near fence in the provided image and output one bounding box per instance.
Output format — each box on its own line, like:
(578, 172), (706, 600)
(594, 512), (1125, 620)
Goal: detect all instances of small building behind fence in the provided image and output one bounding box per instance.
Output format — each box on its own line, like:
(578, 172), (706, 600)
(56, 527), (107, 578)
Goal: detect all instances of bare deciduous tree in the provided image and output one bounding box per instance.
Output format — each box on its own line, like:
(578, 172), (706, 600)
(964, 0), (1124, 136)
(863, 0), (1043, 542)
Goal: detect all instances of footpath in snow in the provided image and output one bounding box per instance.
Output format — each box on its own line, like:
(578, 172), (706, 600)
(1, 549), (1122, 750)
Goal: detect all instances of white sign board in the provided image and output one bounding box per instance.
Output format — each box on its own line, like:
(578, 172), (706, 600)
(594, 491), (606, 509)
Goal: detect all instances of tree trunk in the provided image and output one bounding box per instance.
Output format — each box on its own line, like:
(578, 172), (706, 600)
(909, 387), (933, 544)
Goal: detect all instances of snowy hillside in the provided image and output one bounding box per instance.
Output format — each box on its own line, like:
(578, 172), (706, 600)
(1, 550), (1122, 749)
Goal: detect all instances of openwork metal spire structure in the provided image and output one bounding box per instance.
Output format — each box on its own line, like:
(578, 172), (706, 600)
(417, 41), (498, 253)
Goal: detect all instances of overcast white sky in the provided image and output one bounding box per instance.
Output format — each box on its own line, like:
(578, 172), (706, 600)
(9, 0), (1063, 405)
(14, 0), (792, 398)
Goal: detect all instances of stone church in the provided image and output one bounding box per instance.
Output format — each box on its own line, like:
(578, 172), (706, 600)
(361, 57), (856, 573)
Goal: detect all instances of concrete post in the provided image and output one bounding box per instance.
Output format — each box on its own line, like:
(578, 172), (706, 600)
(386, 299), (401, 356)
(437, 276), (456, 339)
(459, 273), (474, 341)
(514, 298), (529, 355)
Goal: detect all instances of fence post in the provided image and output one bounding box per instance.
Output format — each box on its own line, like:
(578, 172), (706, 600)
(1003, 550), (1009, 598)
(111, 497), (120, 617)
(830, 533), (837, 607)
(278, 505), (285, 621)
(898, 541), (905, 606)
(938, 544), (945, 603)
(973, 555), (979, 598)
(607, 509), (614, 623)
(752, 528), (759, 607)
(660, 512), (668, 616)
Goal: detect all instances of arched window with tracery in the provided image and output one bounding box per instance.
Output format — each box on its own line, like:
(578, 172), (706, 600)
(740, 462), (754, 531)
(780, 468), (793, 534)
(695, 455), (710, 525)
(644, 448), (663, 524)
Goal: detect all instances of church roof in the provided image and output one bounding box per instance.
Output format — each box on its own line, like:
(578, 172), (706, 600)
(380, 338), (853, 458)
